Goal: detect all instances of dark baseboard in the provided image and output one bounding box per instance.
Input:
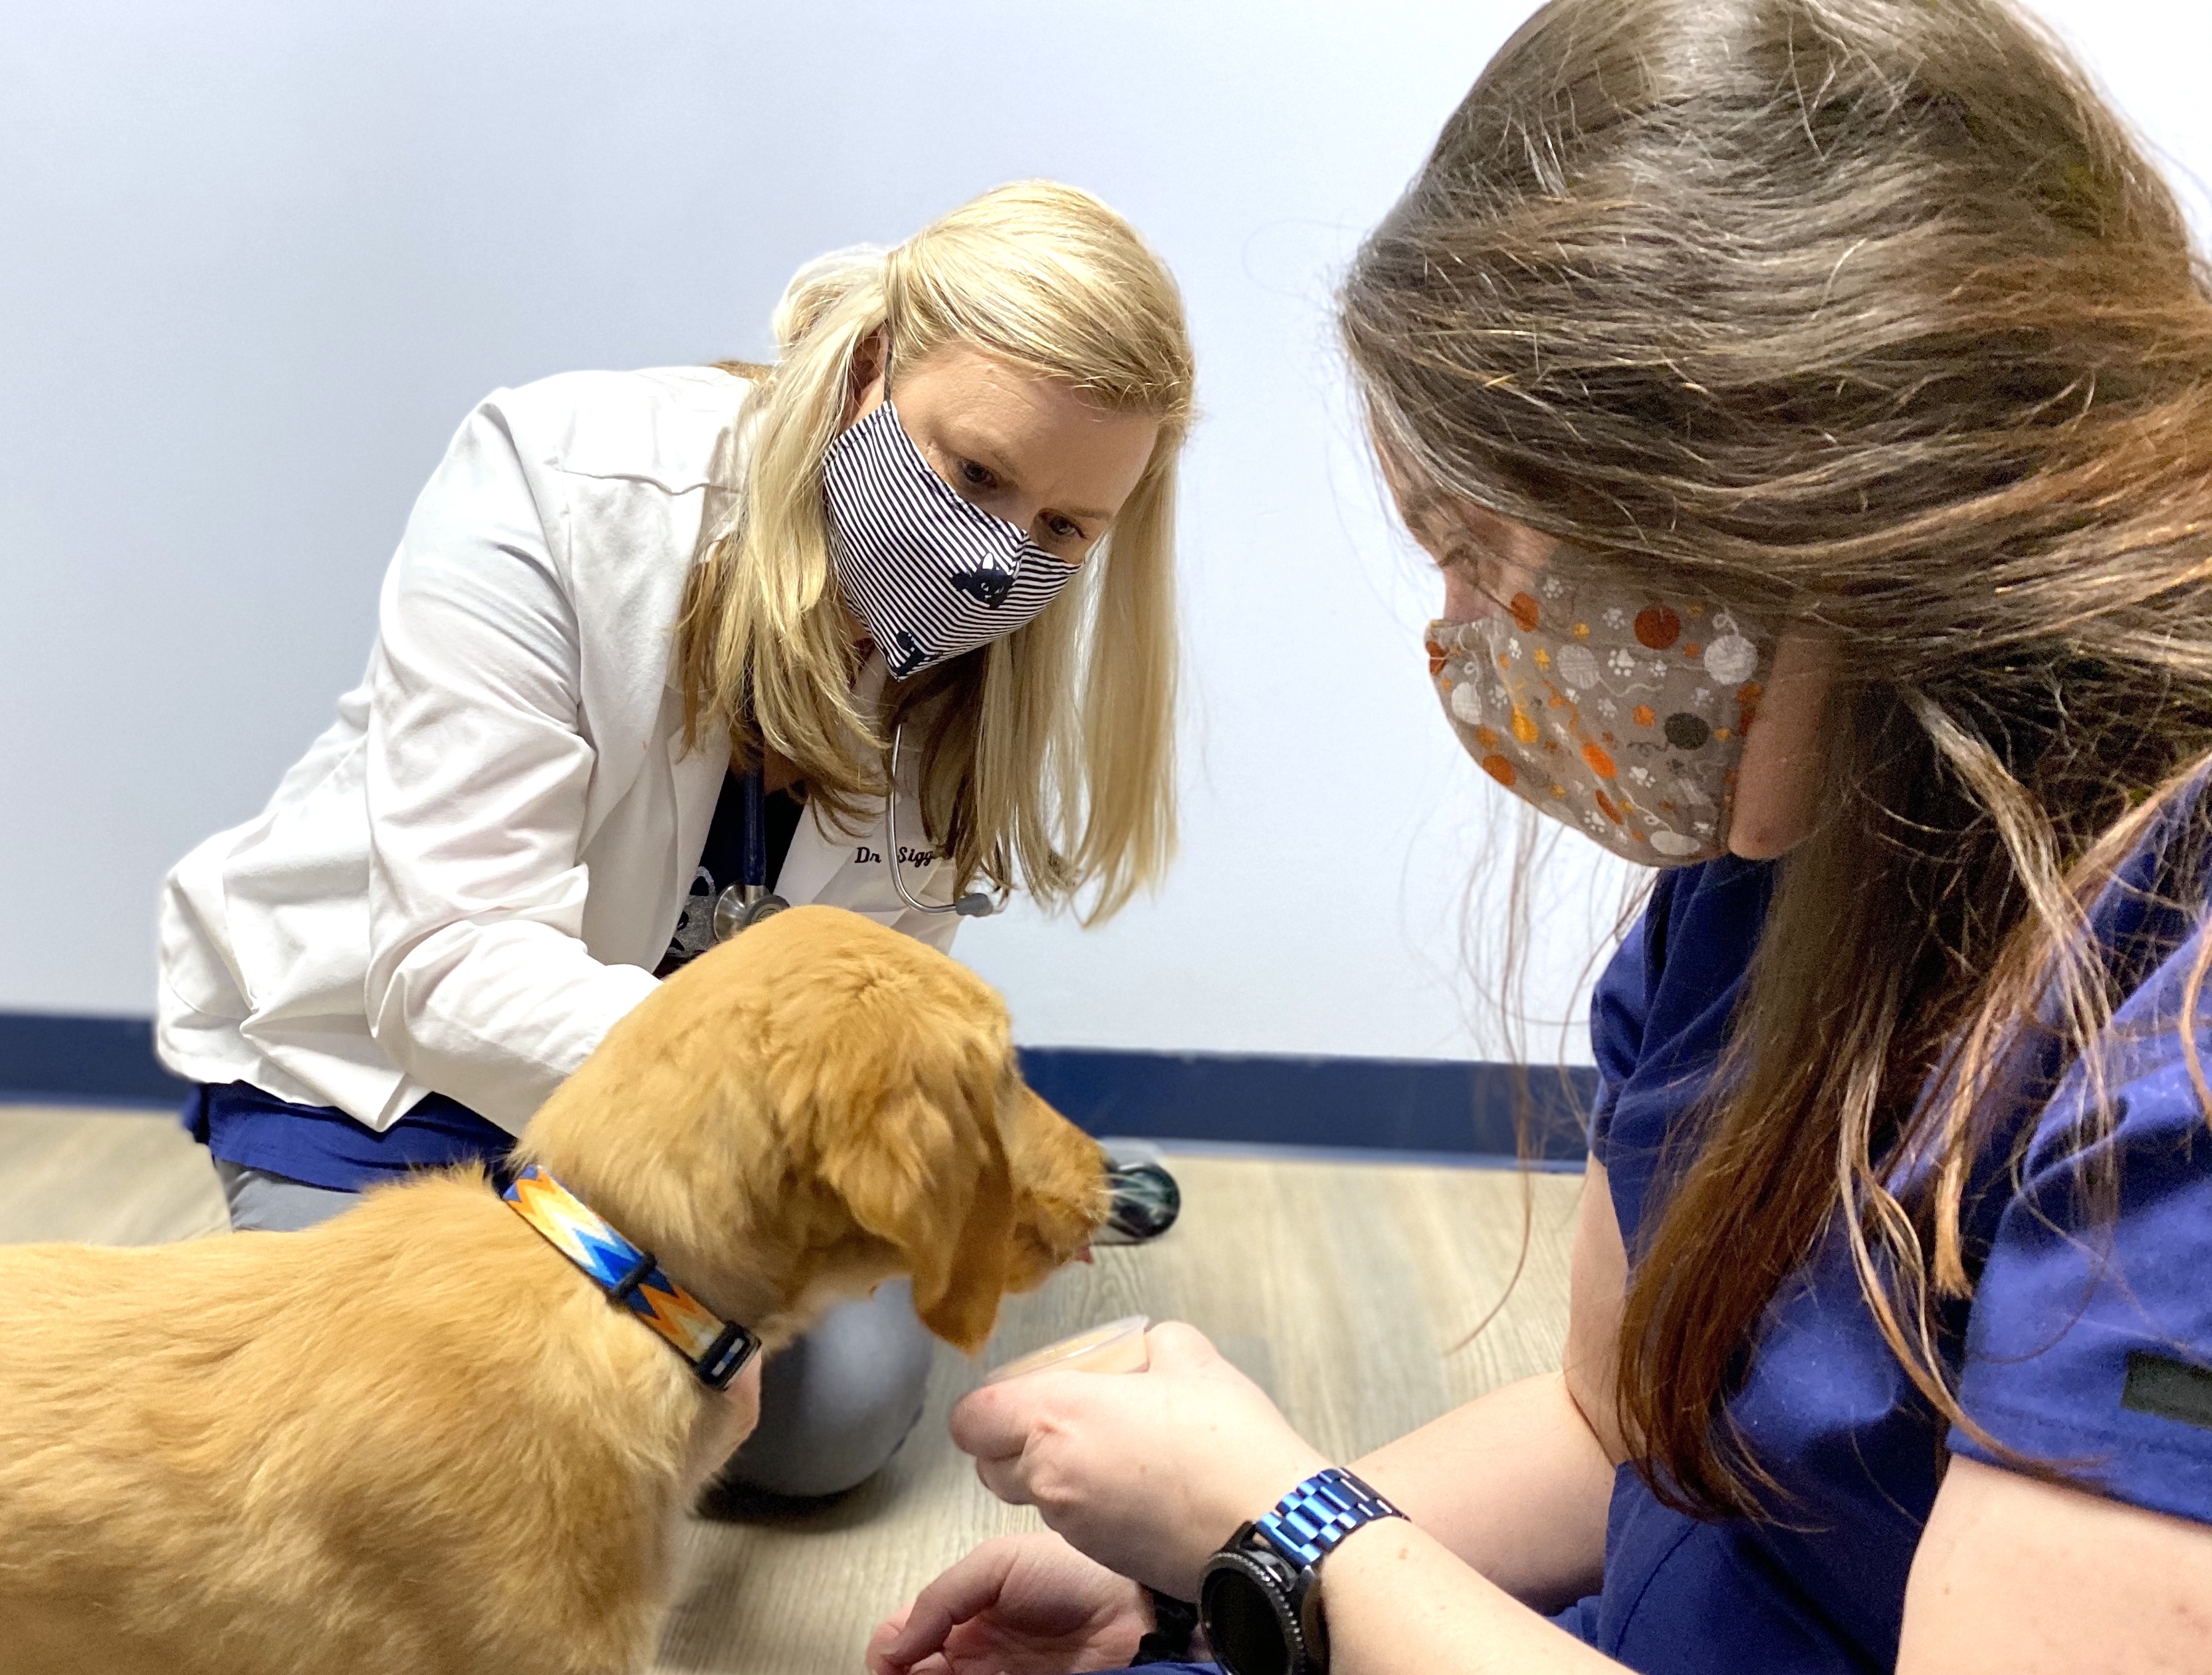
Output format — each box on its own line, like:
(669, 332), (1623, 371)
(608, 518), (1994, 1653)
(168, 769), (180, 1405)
(1018, 1048), (1591, 1162)
(0, 1012), (1593, 1163)
(0, 1012), (193, 1107)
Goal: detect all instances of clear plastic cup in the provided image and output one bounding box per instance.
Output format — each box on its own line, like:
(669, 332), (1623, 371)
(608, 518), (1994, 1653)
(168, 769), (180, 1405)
(983, 1315), (1152, 1384)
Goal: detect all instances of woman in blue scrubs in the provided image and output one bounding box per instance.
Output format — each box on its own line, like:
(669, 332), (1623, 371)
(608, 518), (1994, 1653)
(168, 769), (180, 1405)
(869, 1), (2212, 1670)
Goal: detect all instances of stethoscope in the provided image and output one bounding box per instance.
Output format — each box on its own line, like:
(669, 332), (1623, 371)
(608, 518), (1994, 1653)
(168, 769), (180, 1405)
(712, 724), (1006, 942)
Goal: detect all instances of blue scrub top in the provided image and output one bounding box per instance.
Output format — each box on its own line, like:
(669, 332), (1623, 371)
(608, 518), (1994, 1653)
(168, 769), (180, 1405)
(1556, 824), (2212, 1670)
(1072, 812), (2212, 1675)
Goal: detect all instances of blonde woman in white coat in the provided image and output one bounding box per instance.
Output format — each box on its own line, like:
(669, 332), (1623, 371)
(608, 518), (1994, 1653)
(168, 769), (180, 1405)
(155, 181), (1194, 1498)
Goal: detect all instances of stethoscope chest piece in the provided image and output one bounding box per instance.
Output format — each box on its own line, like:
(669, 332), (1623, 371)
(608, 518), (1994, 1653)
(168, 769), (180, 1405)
(711, 730), (1008, 941)
(713, 885), (789, 941)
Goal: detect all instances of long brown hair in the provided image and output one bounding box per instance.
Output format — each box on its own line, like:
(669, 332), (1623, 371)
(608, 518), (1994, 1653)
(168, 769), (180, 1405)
(1343, 0), (2212, 1517)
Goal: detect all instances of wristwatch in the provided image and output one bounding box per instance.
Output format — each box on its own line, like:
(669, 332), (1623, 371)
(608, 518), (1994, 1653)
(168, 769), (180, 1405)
(1133, 1587), (1200, 1665)
(1198, 1468), (1406, 1675)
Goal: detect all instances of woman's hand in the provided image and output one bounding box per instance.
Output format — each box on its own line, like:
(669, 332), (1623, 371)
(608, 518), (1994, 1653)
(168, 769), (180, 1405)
(685, 1354), (764, 1496)
(866, 1531), (1151, 1675)
(948, 1321), (1331, 1597)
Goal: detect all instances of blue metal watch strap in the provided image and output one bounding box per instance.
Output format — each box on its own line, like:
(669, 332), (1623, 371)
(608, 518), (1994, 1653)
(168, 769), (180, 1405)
(1252, 1467), (1406, 1570)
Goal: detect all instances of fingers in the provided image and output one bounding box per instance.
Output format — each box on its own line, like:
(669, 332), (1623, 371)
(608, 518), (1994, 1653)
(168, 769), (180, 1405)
(1140, 1320), (1218, 1369)
(950, 1379), (1074, 1510)
(863, 1615), (906, 1675)
(730, 1353), (764, 1428)
(867, 1636), (952, 1675)
(974, 1450), (1036, 1507)
(950, 1326), (1225, 1509)
(948, 1377), (1051, 1462)
(871, 1538), (1021, 1672)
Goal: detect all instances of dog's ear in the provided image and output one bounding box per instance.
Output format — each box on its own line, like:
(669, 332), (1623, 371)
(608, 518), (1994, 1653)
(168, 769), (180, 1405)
(912, 1111), (1017, 1353)
(816, 1059), (1019, 1355)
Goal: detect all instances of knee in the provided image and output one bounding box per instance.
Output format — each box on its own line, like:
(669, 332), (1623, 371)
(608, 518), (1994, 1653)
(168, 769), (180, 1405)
(213, 1161), (358, 1233)
(721, 1282), (938, 1498)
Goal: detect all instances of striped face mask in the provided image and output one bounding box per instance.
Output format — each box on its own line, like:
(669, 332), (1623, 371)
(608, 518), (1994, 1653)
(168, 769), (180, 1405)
(822, 399), (1078, 679)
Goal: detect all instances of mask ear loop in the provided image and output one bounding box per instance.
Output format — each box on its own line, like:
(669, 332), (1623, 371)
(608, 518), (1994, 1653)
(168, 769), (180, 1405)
(887, 724), (1007, 919)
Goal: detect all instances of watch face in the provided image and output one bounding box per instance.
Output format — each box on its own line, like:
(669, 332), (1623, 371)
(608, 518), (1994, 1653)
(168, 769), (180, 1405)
(1201, 1552), (1298, 1675)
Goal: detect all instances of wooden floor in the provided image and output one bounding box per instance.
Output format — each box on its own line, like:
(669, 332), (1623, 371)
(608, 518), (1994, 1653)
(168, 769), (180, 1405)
(0, 1105), (1580, 1674)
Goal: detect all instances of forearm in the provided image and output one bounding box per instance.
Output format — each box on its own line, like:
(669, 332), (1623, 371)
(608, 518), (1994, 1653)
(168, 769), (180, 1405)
(1323, 1517), (1624, 1675)
(366, 921), (659, 1131)
(1348, 1371), (1614, 1611)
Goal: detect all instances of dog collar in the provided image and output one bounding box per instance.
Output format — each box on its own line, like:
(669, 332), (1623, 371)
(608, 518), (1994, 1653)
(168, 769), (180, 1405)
(502, 1164), (759, 1391)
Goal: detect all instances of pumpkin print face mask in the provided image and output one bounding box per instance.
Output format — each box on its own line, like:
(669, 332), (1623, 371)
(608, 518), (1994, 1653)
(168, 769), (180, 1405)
(1426, 556), (1773, 866)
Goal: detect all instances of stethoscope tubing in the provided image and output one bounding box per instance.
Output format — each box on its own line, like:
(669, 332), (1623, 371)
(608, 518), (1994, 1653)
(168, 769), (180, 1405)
(886, 725), (1005, 919)
(715, 724), (1003, 941)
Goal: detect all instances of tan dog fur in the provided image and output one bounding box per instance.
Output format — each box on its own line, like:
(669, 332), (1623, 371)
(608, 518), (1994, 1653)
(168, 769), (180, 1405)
(0, 907), (1105, 1674)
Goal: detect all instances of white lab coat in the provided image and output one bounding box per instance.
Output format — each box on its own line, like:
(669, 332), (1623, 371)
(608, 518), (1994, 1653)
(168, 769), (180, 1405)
(157, 366), (960, 1137)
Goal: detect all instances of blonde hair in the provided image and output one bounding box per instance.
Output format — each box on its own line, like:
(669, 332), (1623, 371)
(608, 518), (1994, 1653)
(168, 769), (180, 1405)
(677, 181), (1194, 922)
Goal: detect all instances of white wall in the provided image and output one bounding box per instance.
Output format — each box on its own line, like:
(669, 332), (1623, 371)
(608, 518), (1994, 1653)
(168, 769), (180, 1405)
(3, 0), (2205, 1063)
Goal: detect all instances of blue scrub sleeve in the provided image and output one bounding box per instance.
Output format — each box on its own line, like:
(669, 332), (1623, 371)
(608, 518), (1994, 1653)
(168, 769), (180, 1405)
(1588, 904), (1654, 1151)
(1953, 1033), (2212, 1526)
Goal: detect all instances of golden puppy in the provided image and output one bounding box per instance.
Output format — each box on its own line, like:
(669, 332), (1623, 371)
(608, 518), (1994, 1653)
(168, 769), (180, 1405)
(0, 907), (1105, 1675)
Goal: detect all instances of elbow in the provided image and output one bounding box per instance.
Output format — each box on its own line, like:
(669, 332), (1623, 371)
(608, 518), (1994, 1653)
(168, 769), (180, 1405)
(362, 927), (453, 1084)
